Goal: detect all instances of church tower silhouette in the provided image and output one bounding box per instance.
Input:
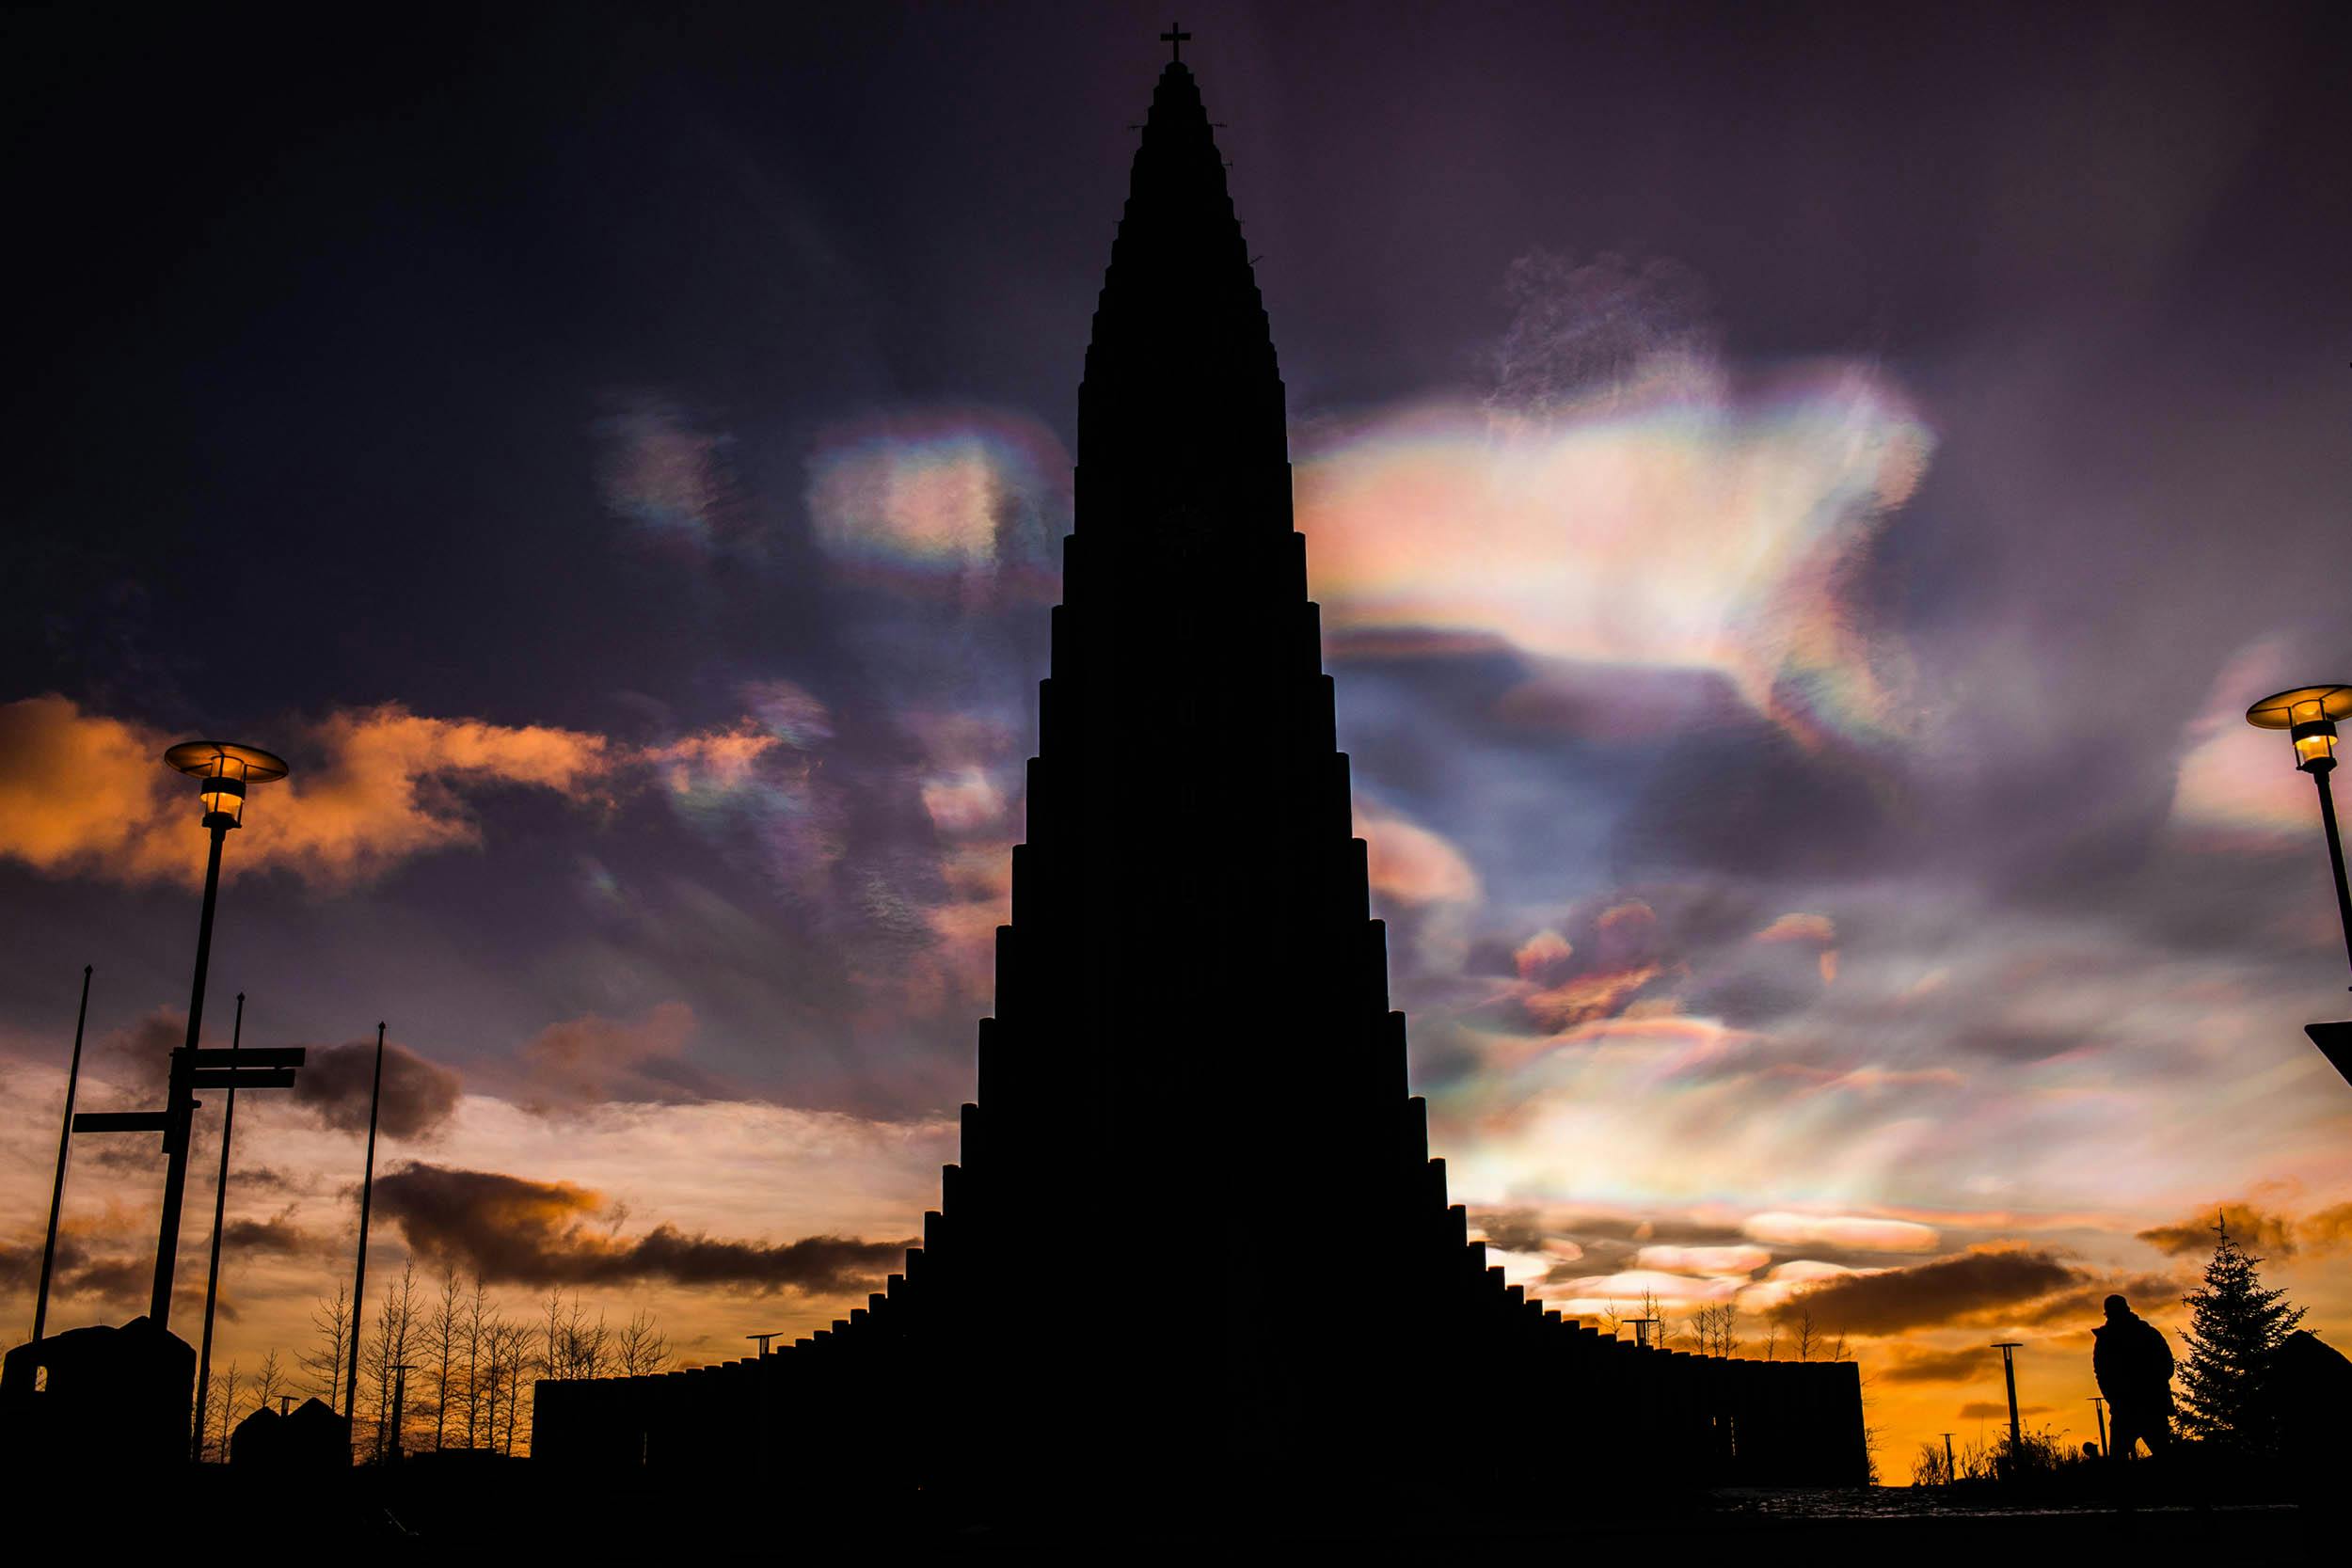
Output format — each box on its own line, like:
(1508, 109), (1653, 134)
(534, 55), (1868, 1515)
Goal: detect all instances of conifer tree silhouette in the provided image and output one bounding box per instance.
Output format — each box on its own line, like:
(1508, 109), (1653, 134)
(2178, 1215), (2305, 1452)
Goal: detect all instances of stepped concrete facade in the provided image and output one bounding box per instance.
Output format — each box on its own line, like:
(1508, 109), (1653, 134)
(534, 60), (1869, 1508)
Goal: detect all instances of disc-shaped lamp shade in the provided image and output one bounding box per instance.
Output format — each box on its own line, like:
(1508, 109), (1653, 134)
(164, 741), (291, 829)
(2246, 686), (2352, 774)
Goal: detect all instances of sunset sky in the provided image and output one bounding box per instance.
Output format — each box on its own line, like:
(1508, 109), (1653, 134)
(4, 2), (2349, 1479)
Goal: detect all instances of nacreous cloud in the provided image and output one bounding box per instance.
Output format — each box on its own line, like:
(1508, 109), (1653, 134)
(1295, 251), (1933, 754)
(1742, 1212), (1942, 1253)
(803, 406), (1068, 605)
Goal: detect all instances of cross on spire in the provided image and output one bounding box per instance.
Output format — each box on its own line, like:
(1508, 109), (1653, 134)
(1161, 21), (1191, 62)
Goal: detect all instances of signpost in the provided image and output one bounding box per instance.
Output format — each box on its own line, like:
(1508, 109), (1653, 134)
(59, 1022), (304, 1463)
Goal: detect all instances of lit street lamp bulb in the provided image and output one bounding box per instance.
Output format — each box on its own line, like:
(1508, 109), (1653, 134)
(2245, 685), (2352, 773)
(164, 741), (292, 832)
(199, 771), (246, 825)
(2294, 721), (2339, 773)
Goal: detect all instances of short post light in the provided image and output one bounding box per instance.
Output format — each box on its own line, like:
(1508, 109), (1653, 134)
(150, 742), (290, 1328)
(2245, 685), (2352, 1085)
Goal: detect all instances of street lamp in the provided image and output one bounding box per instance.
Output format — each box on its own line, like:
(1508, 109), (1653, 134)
(2245, 686), (2352, 1085)
(150, 741), (289, 1328)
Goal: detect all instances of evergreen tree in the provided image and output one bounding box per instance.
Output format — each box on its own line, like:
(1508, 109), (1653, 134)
(2176, 1214), (2304, 1451)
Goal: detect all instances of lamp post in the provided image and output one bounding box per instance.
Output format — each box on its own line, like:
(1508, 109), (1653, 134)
(2246, 685), (2352, 1085)
(192, 990), (246, 1462)
(151, 741), (289, 1329)
(32, 964), (94, 1344)
(343, 1022), (387, 1426)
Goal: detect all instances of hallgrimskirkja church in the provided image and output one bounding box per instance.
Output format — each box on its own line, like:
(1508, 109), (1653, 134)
(533, 55), (1869, 1511)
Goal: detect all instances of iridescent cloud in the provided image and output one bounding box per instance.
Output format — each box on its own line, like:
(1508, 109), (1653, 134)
(595, 393), (740, 557)
(804, 407), (1069, 603)
(1296, 367), (1932, 753)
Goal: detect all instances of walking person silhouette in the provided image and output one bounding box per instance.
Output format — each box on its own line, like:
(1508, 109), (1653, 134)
(2092, 1294), (2176, 1459)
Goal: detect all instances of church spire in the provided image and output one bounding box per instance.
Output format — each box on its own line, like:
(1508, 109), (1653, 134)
(1077, 59), (1284, 488)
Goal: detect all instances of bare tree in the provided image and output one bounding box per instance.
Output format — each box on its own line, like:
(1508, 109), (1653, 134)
(564, 1295), (611, 1381)
(362, 1260), (419, 1462)
(251, 1348), (287, 1418)
(1794, 1308), (1818, 1363)
(462, 1275), (490, 1448)
(476, 1303), (506, 1455)
(493, 1317), (533, 1455)
(427, 1266), (461, 1450)
(205, 1360), (243, 1462)
(615, 1307), (670, 1376)
(302, 1283), (351, 1407)
(1636, 1289), (1667, 1348)
(475, 1307), (534, 1459)
(1762, 1323), (1780, 1362)
(542, 1287), (566, 1386)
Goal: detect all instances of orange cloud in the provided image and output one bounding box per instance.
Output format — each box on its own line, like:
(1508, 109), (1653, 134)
(372, 1162), (913, 1292)
(643, 722), (781, 795)
(0, 696), (201, 883)
(2299, 1203), (2352, 1254)
(1878, 1343), (1994, 1385)
(1513, 929), (1574, 982)
(1524, 964), (1663, 1030)
(1755, 912), (1835, 945)
(0, 696), (775, 889)
(2136, 1199), (2323, 1259)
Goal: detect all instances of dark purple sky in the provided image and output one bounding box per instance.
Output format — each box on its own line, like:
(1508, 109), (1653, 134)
(3, 0), (2347, 1465)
